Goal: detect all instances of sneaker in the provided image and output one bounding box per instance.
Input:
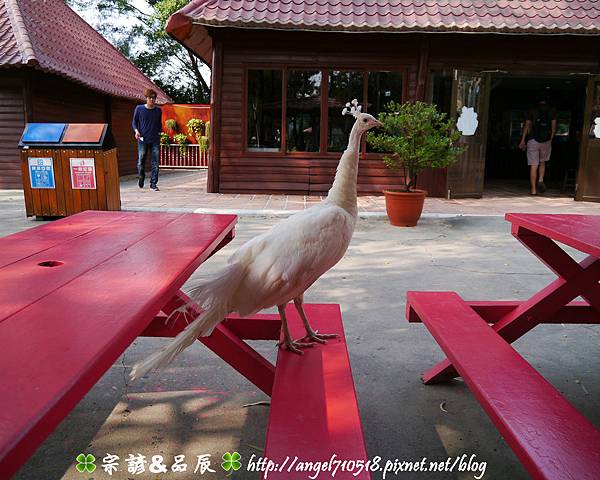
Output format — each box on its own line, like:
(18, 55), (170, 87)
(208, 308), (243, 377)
(151, 186), (160, 191)
(138, 178), (144, 188)
(537, 181), (546, 193)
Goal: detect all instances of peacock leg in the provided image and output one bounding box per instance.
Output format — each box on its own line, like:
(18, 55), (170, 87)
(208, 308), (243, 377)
(278, 304), (315, 354)
(293, 296), (339, 344)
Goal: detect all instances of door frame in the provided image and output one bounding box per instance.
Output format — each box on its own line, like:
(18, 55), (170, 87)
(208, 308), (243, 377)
(575, 74), (600, 202)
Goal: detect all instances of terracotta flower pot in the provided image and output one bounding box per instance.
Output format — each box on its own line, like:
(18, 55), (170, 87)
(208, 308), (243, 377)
(383, 189), (427, 227)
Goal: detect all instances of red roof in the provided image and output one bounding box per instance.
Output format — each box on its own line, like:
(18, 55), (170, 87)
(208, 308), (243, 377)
(176, 0), (600, 34)
(0, 0), (171, 103)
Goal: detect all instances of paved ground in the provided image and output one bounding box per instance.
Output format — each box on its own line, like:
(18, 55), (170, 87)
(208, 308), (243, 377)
(2, 174), (599, 480)
(118, 169), (600, 216)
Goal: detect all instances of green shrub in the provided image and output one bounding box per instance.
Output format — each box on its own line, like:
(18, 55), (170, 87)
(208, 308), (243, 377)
(367, 101), (465, 192)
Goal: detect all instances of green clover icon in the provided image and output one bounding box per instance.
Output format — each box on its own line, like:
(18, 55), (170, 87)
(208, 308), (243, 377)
(221, 451), (242, 472)
(75, 453), (96, 473)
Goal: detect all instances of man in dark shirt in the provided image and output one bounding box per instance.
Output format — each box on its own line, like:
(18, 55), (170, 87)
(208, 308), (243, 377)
(132, 89), (162, 190)
(519, 96), (557, 195)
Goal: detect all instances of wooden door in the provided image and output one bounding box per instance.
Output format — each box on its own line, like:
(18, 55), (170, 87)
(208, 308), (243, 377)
(575, 75), (600, 202)
(446, 70), (490, 198)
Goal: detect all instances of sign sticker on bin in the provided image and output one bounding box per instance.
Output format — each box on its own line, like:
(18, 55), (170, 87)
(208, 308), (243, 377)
(70, 158), (97, 190)
(28, 157), (55, 189)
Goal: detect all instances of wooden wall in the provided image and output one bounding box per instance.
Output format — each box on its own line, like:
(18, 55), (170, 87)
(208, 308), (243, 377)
(30, 72), (106, 123)
(0, 71), (25, 188)
(111, 97), (139, 176)
(209, 30), (600, 196)
(0, 70), (141, 188)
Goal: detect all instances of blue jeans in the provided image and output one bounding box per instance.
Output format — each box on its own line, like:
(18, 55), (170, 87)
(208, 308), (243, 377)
(137, 142), (160, 187)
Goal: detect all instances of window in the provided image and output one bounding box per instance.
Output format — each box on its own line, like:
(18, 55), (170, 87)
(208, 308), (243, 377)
(367, 72), (403, 152)
(428, 71), (453, 116)
(328, 71), (364, 152)
(286, 70), (321, 152)
(367, 72), (403, 117)
(246, 67), (404, 154)
(247, 70), (282, 151)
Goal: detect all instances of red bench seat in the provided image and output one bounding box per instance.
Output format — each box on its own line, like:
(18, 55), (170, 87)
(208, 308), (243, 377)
(263, 304), (370, 479)
(407, 291), (600, 480)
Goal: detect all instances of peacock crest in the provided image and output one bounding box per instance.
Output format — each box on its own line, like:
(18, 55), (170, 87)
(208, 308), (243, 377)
(342, 99), (362, 118)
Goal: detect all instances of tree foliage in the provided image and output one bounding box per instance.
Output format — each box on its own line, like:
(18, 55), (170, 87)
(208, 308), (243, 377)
(367, 101), (465, 191)
(67, 0), (209, 103)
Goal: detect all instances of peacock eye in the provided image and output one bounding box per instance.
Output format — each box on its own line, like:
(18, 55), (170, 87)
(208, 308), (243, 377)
(363, 118), (367, 123)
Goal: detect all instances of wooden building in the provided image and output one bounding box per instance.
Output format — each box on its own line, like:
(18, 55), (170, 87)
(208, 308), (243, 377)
(166, 0), (600, 201)
(0, 0), (170, 189)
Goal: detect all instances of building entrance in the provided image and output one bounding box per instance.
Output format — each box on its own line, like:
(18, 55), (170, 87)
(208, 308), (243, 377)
(485, 76), (587, 197)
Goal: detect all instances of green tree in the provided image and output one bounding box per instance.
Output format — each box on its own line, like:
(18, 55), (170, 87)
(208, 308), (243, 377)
(68, 0), (209, 103)
(368, 101), (465, 191)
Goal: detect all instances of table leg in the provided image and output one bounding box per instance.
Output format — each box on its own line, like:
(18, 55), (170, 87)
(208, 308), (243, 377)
(423, 229), (600, 384)
(142, 290), (276, 396)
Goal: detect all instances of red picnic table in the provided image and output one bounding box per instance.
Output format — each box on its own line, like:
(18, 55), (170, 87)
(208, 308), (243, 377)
(0, 211), (369, 479)
(407, 213), (600, 480)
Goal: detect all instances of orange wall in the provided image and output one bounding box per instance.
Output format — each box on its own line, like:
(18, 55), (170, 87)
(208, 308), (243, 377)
(161, 104), (210, 143)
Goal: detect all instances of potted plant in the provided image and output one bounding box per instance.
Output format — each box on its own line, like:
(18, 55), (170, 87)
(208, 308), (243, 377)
(173, 133), (188, 156)
(186, 118), (205, 144)
(165, 118), (178, 134)
(367, 101), (465, 226)
(159, 132), (170, 145)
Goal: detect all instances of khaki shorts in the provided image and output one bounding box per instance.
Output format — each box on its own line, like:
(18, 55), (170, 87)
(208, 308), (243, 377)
(527, 139), (551, 166)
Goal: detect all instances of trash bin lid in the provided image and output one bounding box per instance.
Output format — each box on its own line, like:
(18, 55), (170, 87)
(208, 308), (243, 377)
(21, 123), (66, 144)
(62, 124), (106, 144)
(19, 123), (110, 149)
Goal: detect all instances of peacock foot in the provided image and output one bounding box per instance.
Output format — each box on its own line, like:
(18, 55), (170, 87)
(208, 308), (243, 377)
(280, 338), (316, 355)
(299, 330), (339, 344)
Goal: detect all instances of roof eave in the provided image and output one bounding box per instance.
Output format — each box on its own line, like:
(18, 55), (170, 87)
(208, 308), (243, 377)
(166, 12), (213, 66)
(188, 18), (600, 36)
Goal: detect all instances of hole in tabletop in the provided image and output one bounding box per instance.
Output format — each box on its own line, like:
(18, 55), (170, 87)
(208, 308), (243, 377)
(38, 260), (64, 267)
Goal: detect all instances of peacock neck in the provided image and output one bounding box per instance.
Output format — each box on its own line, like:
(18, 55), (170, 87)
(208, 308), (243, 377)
(326, 121), (362, 215)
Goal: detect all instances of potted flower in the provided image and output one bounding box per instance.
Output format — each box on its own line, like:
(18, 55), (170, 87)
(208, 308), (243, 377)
(173, 133), (188, 156)
(159, 132), (170, 145)
(186, 118), (205, 144)
(165, 118), (178, 134)
(367, 101), (465, 226)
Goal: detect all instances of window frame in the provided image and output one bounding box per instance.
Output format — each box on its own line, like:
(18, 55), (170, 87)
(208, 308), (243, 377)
(243, 65), (407, 157)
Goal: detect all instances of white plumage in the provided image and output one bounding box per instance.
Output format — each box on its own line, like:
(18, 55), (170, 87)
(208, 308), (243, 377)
(130, 104), (381, 379)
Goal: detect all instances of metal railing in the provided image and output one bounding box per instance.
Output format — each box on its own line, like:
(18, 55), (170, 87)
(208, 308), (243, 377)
(160, 144), (208, 169)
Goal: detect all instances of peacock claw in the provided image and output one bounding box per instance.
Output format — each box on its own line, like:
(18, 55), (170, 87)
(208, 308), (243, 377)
(280, 339), (315, 355)
(299, 334), (326, 344)
(301, 330), (338, 344)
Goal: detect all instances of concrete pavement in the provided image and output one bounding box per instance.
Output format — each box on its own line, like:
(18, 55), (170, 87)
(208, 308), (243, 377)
(120, 169), (599, 217)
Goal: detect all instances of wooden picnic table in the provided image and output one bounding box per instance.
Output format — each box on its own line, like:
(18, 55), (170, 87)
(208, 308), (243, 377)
(0, 210), (370, 479)
(0, 211), (236, 478)
(407, 213), (600, 480)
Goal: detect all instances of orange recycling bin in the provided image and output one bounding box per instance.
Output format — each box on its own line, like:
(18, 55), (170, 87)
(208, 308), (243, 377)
(19, 123), (121, 218)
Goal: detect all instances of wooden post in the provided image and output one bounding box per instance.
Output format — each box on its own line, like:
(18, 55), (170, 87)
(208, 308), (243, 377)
(208, 39), (223, 193)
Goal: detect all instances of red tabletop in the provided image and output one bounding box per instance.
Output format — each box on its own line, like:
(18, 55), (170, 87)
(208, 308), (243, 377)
(0, 211), (236, 478)
(506, 213), (600, 258)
